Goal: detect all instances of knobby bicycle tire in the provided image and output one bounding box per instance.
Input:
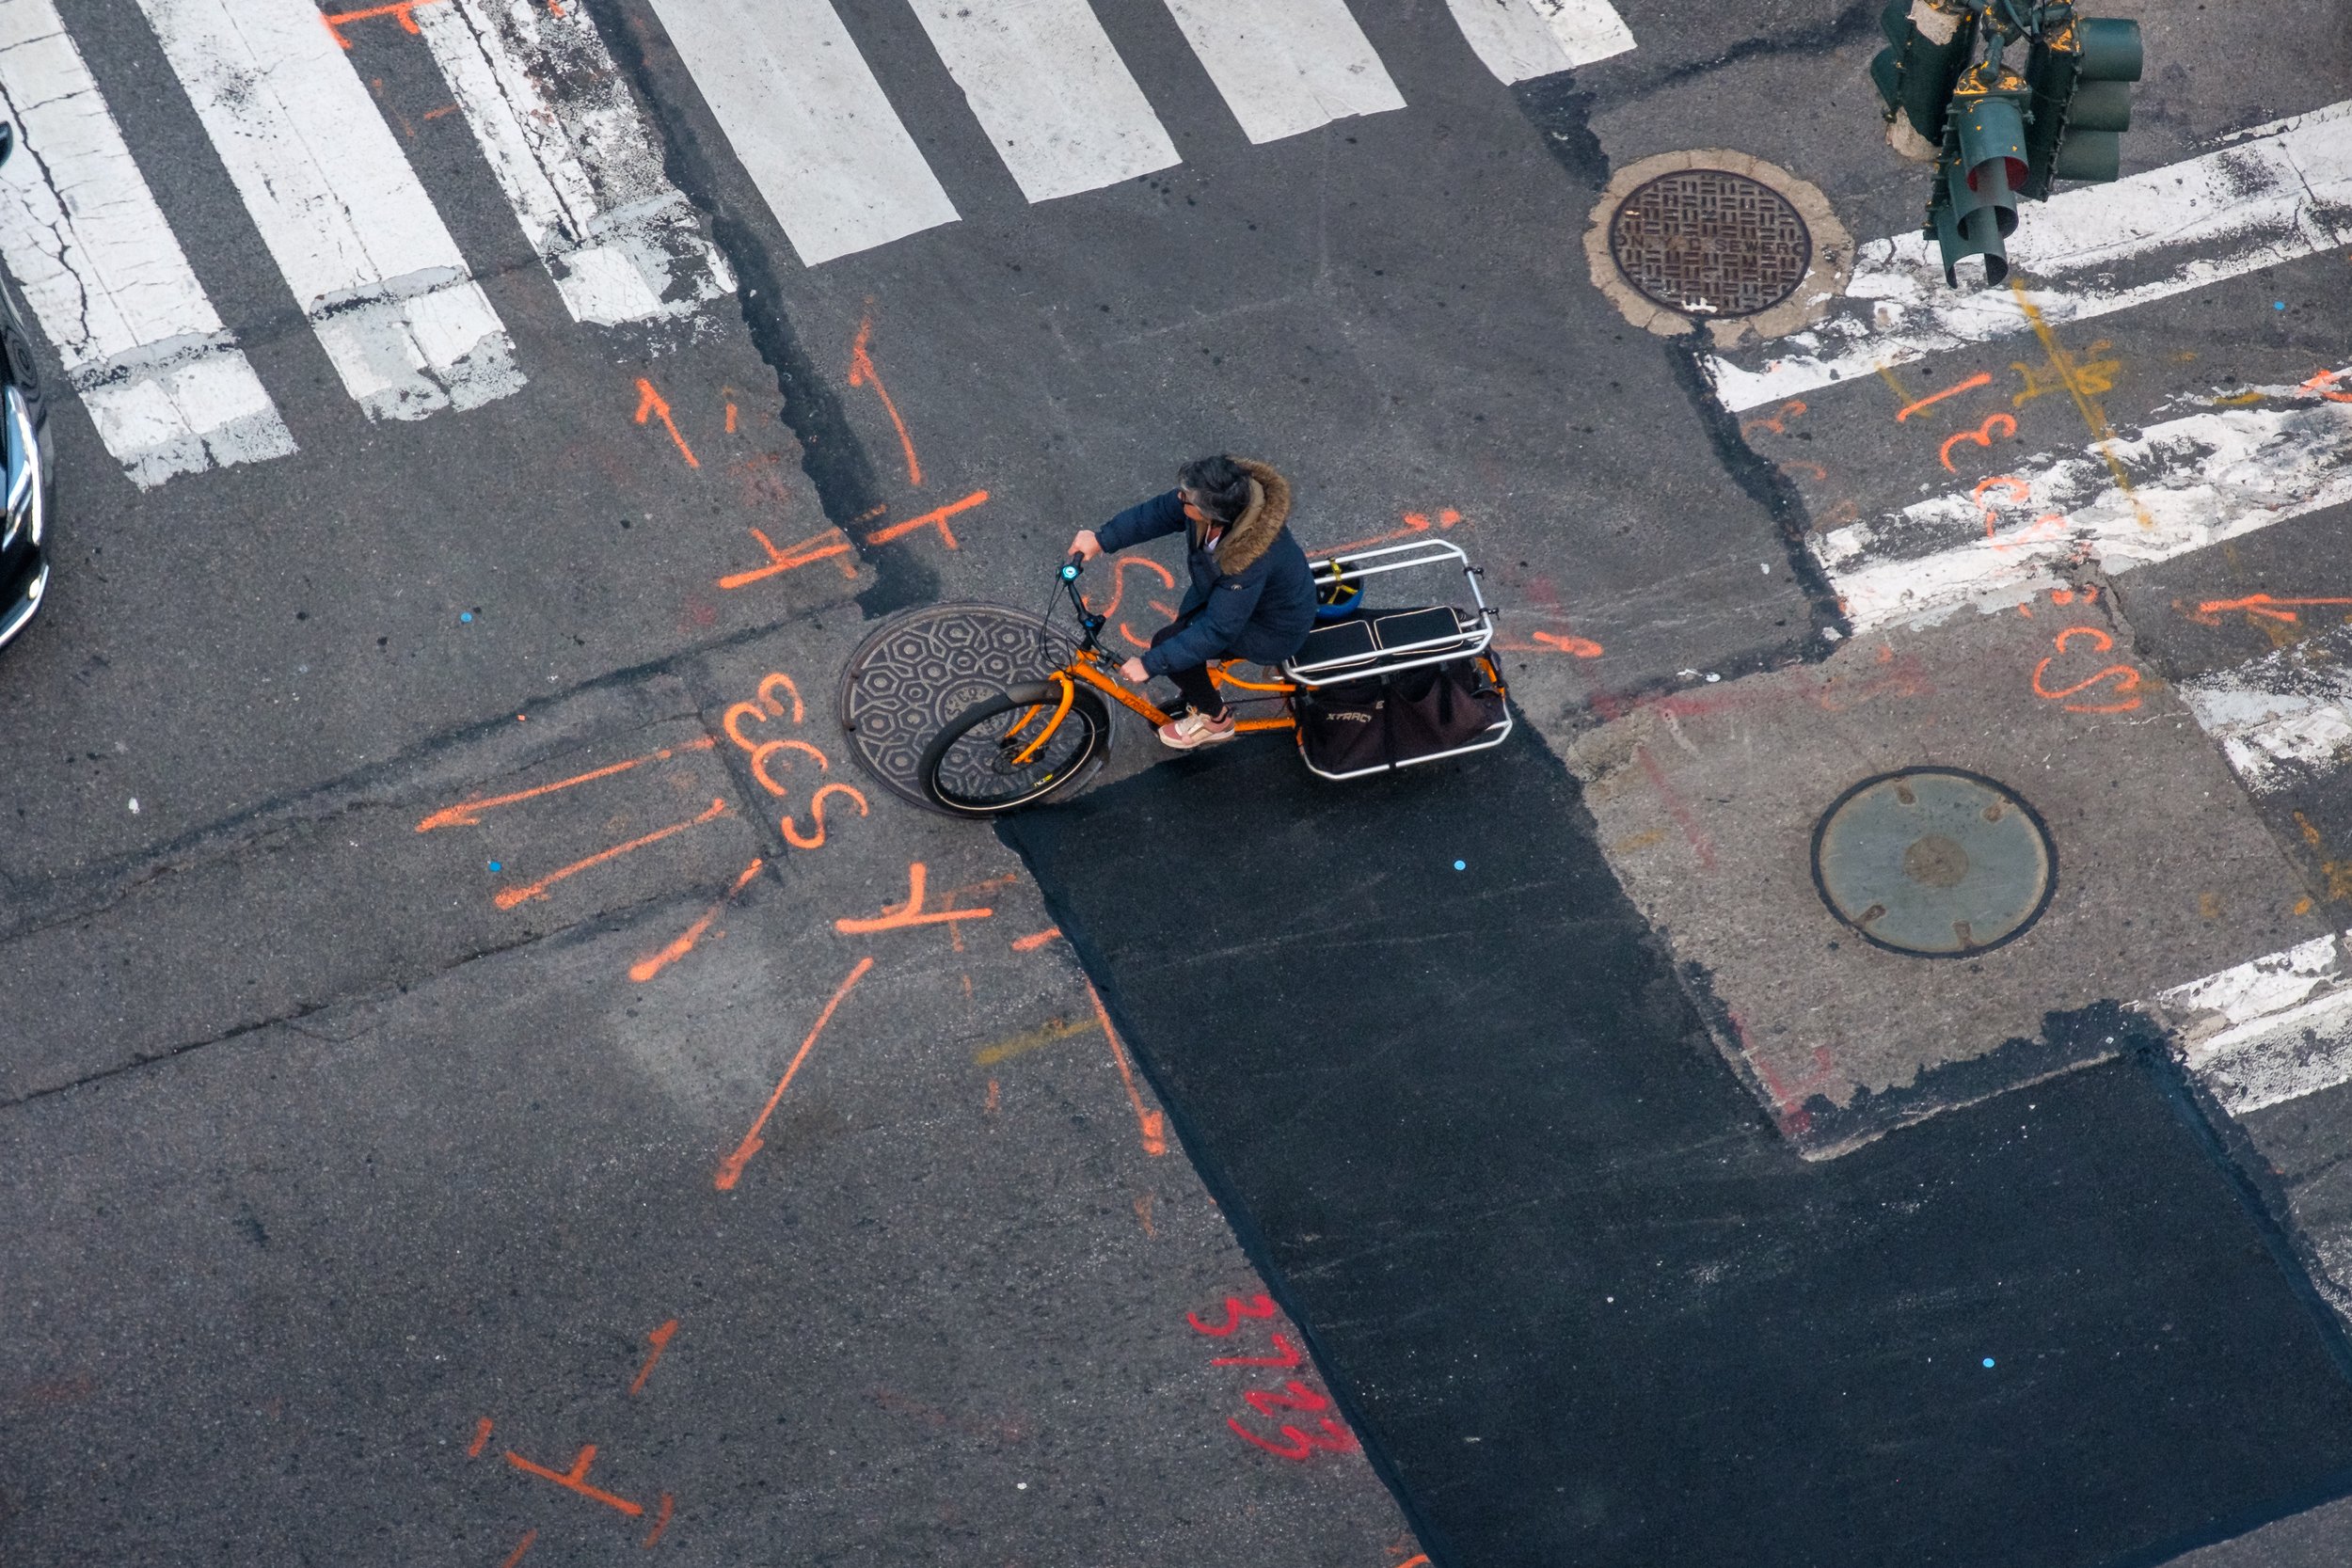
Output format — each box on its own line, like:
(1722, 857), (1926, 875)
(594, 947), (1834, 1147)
(919, 682), (1113, 816)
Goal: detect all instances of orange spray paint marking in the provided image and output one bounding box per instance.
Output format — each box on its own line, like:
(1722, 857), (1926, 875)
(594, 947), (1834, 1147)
(467, 1417), (494, 1458)
(834, 862), (995, 933)
(1135, 1192), (1155, 1237)
(630, 859), (764, 983)
(1398, 1556), (1433, 1567)
(1228, 1415), (1357, 1460)
(848, 314), (922, 486)
(2300, 367), (2352, 404)
(1081, 556), (1177, 620)
(642, 1493), (675, 1547)
(320, 0), (447, 46)
(724, 401), (739, 434)
(866, 489), (987, 549)
(1530, 631), (1604, 657)
(1085, 977), (1168, 1156)
(985, 1079), (1001, 1113)
(1189, 1293), (1277, 1336)
(757, 672), (805, 723)
(1212, 1332), (1305, 1369)
(715, 956), (875, 1190)
(1740, 399), (1807, 438)
(719, 526), (858, 590)
(633, 378), (698, 468)
(494, 799), (728, 911)
(1939, 413), (2017, 471)
(499, 1530), (538, 1568)
(782, 783), (870, 849)
(1324, 507), (1463, 557)
(1893, 370), (1993, 422)
(1012, 927), (1062, 952)
(635, 860), (762, 982)
(504, 1444), (645, 1516)
(417, 737), (716, 832)
(628, 1321), (678, 1396)
(2198, 594), (2352, 624)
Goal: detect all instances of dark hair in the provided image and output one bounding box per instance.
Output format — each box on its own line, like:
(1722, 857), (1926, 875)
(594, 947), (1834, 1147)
(1178, 454), (1253, 525)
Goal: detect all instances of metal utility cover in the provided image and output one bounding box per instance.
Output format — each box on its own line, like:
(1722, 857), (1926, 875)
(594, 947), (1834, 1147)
(1812, 768), (2055, 956)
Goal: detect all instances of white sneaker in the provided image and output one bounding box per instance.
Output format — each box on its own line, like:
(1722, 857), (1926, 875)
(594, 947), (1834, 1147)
(1157, 709), (1238, 750)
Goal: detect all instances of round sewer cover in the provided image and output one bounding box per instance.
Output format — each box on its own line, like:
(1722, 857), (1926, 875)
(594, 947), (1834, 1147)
(1609, 169), (1812, 318)
(1810, 768), (2057, 957)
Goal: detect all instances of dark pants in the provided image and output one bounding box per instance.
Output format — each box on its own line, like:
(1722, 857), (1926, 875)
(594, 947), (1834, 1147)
(1149, 620), (1225, 720)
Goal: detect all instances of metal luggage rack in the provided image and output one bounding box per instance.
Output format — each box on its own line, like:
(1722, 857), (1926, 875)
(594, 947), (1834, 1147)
(1281, 537), (1499, 689)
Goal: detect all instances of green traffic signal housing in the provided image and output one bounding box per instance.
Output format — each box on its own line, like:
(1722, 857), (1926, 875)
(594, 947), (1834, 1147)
(1872, 1), (2144, 287)
(2024, 15), (2143, 195)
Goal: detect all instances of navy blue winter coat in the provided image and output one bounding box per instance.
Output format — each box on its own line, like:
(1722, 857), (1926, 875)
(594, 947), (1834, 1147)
(1095, 460), (1318, 677)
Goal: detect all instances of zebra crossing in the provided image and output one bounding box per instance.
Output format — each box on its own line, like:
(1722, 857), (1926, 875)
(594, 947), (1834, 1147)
(0, 0), (1635, 490)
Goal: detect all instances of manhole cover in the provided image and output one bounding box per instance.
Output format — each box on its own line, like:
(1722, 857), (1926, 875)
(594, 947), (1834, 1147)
(1810, 768), (2056, 957)
(836, 603), (1073, 813)
(1609, 169), (1812, 318)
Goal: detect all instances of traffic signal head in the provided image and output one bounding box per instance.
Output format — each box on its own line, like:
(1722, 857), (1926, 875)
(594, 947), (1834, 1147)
(1932, 64), (2029, 285)
(1871, 0), (1978, 163)
(2024, 15), (2142, 196)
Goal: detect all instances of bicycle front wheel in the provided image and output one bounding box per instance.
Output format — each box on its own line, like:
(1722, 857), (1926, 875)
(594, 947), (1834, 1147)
(920, 682), (1112, 816)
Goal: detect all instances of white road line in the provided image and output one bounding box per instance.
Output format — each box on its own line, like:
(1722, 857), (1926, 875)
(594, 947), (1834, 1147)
(1814, 382), (2352, 632)
(2181, 642), (2352, 797)
(415, 0), (732, 325)
(1443, 0), (1634, 82)
(2156, 933), (2352, 1117)
(1161, 0), (1405, 146)
(0, 0), (292, 486)
(906, 0), (1177, 203)
(645, 0), (957, 269)
(1708, 98), (2352, 413)
(135, 0), (522, 420)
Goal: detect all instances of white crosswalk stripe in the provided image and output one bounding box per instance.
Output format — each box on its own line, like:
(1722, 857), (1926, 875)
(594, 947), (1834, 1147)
(2155, 932), (2352, 1117)
(1811, 376), (2352, 634)
(415, 0), (733, 325)
(0, 0), (293, 487)
(0, 0), (1631, 484)
(135, 0), (524, 421)
(647, 0), (960, 268)
(1444, 0), (1634, 82)
(1161, 0), (1405, 146)
(907, 0), (1178, 203)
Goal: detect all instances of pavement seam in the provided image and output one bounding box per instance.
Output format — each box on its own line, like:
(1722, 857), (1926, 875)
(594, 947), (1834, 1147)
(0, 606), (847, 944)
(587, 0), (933, 620)
(0, 888), (699, 1114)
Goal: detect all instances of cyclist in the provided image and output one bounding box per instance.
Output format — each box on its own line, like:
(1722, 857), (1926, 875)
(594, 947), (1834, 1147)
(1068, 455), (1318, 750)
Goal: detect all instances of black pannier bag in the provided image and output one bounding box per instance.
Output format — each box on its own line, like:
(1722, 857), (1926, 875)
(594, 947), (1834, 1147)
(1295, 658), (1504, 775)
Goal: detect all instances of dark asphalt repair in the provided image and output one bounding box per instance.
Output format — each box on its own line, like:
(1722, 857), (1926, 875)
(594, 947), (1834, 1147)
(1002, 729), (2352, 1568)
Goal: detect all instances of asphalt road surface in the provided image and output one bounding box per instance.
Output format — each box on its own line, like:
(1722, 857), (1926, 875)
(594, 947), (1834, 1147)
(0, 0), (2347, 1563)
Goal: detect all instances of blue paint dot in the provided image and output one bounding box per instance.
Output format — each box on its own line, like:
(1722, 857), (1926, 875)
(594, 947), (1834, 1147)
(1982, 1357), (1995, 1369)
(2274, 301), (2287, 310)
(459, 610), (474, 623)
(487, 861), (502, 873)
(1454, 860), (1467, 871)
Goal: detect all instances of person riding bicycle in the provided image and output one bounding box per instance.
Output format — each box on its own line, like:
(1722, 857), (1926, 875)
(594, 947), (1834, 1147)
(1068, 455), (1319, 750)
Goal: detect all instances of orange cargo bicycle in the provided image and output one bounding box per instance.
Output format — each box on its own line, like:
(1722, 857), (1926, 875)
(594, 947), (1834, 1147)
(916, 538), (1512, 816)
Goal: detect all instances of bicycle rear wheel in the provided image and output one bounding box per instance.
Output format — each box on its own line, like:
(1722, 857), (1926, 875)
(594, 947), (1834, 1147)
(920, 682), (1112, 816)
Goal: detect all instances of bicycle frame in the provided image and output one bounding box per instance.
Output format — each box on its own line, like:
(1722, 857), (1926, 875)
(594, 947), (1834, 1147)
(1001, 562), (1296, 765)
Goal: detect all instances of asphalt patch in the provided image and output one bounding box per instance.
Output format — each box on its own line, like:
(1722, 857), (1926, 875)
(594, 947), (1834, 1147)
(1002, 728), (2352, 1568)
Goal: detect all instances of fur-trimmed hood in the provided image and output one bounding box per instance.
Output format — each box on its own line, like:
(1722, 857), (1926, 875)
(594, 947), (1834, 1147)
(1196, 458), (1291, 574)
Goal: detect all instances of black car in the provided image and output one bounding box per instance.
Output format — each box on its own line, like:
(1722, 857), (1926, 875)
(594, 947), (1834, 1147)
(0, 122), (51, 654)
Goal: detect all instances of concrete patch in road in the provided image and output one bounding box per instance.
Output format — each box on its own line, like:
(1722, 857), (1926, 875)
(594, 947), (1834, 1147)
(1564, 601), (2319, 1153)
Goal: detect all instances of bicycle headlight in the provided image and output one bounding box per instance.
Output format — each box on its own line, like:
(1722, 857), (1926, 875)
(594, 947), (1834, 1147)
(2, 385), (39, 555)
